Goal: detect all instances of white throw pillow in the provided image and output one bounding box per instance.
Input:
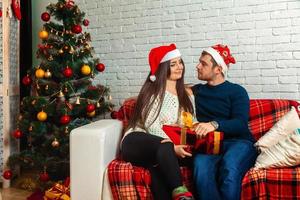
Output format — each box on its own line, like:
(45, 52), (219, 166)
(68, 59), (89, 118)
(254, 128), (300, 169)
(254, 107), (300, 152)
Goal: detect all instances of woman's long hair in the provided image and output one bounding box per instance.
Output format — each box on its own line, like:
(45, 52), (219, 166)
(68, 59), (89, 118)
(127, 59), (194, 130)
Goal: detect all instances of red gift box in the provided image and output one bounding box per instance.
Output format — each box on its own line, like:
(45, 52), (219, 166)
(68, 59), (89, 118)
(162, 125), (224, 154)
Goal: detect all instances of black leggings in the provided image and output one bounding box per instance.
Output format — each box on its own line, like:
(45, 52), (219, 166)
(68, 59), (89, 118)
(121, 132), (183, 200)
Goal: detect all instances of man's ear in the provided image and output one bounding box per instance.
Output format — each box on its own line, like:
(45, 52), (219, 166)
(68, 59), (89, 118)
(214, 65), (223, 75)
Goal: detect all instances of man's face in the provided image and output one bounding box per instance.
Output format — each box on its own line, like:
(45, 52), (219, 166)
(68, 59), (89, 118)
(196, 54), (217, 81)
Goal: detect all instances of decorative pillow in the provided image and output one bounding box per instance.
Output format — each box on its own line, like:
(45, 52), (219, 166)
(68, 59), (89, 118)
(254, 107), (300, 152)
(254, 128), (300, 169)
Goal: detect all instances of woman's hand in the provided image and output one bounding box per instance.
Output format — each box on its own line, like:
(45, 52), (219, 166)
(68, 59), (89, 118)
(161, 139), (192, 158)
(174, 145), (192, 158)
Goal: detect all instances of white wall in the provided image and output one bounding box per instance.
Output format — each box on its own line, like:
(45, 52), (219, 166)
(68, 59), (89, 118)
(53, 0), (300, 105)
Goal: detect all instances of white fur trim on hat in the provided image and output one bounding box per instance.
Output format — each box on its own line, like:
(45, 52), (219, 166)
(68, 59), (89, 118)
(149, 75), (156, 82)
(160, 49), (181, 63)
(203, 47), (228, 74)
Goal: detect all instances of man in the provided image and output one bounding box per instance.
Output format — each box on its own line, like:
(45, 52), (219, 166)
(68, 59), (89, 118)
(192, 44), (257, 200)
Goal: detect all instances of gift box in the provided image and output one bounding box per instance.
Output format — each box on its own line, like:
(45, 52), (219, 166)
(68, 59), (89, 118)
(44, 177), (70, 200)
(162, 125), (224, 154)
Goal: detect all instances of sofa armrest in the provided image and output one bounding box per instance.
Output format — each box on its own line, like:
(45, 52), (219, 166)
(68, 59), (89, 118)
(70, 119), (123, 200)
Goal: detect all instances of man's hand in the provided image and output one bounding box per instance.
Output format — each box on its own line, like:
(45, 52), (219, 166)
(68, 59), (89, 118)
(194, 122), (215, 139)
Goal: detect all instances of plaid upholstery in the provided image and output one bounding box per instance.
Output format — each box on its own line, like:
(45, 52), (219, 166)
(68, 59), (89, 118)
(108, 159), (193, 200)
(241, 168), (300, 200)
(108, 99), (300, 200)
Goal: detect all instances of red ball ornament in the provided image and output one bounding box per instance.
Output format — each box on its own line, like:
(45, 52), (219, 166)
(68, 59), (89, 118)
(86, 104), (95, 113)
(60, 115), (71, 125)
(41, 12), (50, 22)
(63, 67), (73, 78)
(110, 111), (119, 119)
(39, 172), (50, 182)
(72, 24), (82, 34)
(3, 170), (12, 180)
(96, 63), (105, 72)
(22, 75), (32, 86)
(83, 19), (89, 26)
(13, 129), (23, 139)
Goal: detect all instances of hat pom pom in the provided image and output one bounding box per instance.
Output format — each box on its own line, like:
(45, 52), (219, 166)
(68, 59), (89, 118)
(149, 75), (156, 82)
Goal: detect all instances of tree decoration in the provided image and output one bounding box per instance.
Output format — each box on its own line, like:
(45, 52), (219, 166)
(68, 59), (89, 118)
(37, 111), (47, 122)
(96, 63), (105, 72)
(63, 66), (73, 78)
(44, 69), (52, 78)
(81, 64), (91, 75)
(86, 104), (95, 113)
(13, 129), (23, 139)
(41, 12), (50, 22)
(51, 138), (60, 148)
(3, 170), (13, 180)
(83, 19), (89, 26)
(22, 75), (32, 86)
(39, 30), (49, 40)
(60, 115), (71, 125)
(71, 24), (82, 34)
(35, 68), (45, 79)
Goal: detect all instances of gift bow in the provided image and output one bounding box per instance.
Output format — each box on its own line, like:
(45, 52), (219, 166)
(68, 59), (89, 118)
(180, 111), (194, 145)
(44, 182), (70, 200)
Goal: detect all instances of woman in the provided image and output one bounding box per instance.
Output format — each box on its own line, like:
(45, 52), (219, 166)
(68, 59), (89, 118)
(121, 44), (195, 200)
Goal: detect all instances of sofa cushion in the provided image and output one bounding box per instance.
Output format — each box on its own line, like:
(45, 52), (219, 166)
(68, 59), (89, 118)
(241, 167), (300, 200)
(254, 128), (300, 169)
(254, 107), (300, 152)
(248, 99), (300, 141)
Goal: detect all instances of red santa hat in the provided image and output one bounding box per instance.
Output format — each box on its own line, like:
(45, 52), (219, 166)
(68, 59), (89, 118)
(148, 43), (181, 81)
(203, 44), (236, 74)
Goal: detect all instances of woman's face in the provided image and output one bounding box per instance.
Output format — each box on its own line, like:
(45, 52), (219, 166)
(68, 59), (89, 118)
(168, 57), (184, 81)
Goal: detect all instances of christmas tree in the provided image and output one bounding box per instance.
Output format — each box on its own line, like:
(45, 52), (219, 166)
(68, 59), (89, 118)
(6, 0), (113, 184)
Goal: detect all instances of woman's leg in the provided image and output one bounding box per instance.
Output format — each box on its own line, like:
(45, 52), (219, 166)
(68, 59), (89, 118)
(121, 132), (180, 199)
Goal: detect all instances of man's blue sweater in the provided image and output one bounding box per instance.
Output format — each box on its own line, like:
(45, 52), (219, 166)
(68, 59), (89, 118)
(192, 81), (254, 141)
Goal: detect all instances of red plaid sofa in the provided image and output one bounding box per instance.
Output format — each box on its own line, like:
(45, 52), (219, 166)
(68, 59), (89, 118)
(108, 98), (300, 200)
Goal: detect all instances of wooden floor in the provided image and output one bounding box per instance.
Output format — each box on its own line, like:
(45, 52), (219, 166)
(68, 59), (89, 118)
(1, 187), (31, 200)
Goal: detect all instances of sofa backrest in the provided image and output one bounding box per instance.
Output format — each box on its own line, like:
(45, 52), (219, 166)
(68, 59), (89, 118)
(116, 98), (300, 141)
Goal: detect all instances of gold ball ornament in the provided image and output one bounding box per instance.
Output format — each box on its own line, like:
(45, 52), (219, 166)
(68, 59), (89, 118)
(37, 111), (47, 121)
(58, 49), (64, 54)
(87, 110), (96, 117)
(81, 64), (91, 75)
(44, 69), (52, 78)
(52, 138), (60, 147)
(39, 30), (49, 40)
(35, 69), (45, 78)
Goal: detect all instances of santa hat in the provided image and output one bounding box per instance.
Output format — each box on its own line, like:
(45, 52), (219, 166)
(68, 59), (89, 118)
(203, 44), (236, 74)
(148, 44), (181, 81)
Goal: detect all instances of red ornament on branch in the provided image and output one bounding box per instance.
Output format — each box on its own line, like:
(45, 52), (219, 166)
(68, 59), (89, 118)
(110, 111), (119, 119)
(83, 19), (89, 26)
(63, 66), (73, 78)
(22, 75), (32, 86)
(86, 104), (95, 113)
(39, 172), (50, 182)
(65, 0), (74, 9)
(96, 63), (105, 72)
(3, 170), (12, 180)
(41, 12), (50, 22)
(12, 129), (23, 139)
(72, 24), (82, 34)
(60, 115), (71, 125)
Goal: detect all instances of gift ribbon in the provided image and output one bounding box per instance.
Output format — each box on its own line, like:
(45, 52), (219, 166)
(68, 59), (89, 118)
(213, 131), (221, 154)
(44, 183), (70, 200)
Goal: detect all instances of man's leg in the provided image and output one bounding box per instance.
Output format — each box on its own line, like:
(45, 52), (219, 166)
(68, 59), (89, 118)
(219, 139), (257, 200)
(193, 154), (221, 200)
